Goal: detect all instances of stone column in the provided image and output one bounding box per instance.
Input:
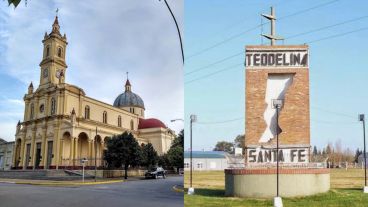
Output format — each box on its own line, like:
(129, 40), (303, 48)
(20, 134), (26, 169)
(42, 139), (48, 168)
(52, 125), (60, 169)
(59, 138), (64, 168)
(30, 128), (36, 170)
(40, 127), (47, 169)
(74, 137), (79, 166)
(70, 137), (75, 167)
(100, 141), (104, 167)
(88, 139), (93, 167)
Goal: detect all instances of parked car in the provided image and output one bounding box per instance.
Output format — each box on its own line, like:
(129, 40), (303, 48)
(145, 167), (166, 179)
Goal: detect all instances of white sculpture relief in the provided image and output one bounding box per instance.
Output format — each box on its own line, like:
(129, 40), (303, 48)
(259, 74), (294, 143)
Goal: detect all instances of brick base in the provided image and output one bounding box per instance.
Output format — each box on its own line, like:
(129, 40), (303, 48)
(225, 168), (329, 175)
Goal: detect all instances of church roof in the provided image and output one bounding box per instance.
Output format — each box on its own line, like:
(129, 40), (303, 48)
(138, 118), (166, 129)
(113, 91), (144, 109)
(113, 79), (145, 109)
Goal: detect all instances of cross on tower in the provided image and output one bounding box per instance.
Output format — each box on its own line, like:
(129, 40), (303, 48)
(261, 7), (284, 45)
(56, 8), (59, 17)
(126, 72), (129, 80)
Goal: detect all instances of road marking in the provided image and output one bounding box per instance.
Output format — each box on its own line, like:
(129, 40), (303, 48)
(172, 185), (184, 193)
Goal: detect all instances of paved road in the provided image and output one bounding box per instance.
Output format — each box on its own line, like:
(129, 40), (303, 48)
(0, 176), (183, 207)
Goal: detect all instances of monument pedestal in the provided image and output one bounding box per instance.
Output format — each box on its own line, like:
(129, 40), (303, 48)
(225, 168), (330, 198)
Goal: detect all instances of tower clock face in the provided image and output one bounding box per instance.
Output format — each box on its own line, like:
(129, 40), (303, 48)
(43, 68), (48, 78)
(56, 69), (63, 78)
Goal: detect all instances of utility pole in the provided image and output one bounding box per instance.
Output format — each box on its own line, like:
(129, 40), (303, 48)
(359, 114), (368, 193)
(188, 114), (197, 195)
(261, 6), (284, 45)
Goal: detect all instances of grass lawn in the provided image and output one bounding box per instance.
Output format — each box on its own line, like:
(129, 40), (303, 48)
(184, 169), (368, 207)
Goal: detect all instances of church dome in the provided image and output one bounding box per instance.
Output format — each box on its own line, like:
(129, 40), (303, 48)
(113, 79), (145, 109)
(138, 118), (167, 129)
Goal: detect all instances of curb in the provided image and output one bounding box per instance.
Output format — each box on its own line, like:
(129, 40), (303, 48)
(1, 180), (123, 186)
(172, 185), (184, 193)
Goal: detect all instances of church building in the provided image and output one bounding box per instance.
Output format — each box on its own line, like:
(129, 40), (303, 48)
(12, 16), (175, 170)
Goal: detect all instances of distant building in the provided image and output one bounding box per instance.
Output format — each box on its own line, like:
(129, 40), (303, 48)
(184, 151), (244, 171)
(0, 139), (14, 170)
(358, 153), (368, 167)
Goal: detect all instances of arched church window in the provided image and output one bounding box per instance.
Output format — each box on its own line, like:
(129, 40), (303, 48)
(51, 98), (56, 115)
(85, 106), (90, 119)
(130, 120), (134, 130)
(30, 103), (34, 119)
(118, 116), (122, 127)
(46, 46), (50, 57)
(57, 47), (62, 58)
(103, 111), (107, 124)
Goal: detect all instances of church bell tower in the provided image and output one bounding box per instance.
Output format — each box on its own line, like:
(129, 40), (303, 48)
(39, 15), (68, 87)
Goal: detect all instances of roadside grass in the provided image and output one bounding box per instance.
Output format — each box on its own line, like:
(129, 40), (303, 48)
(184, 169), (368, 207)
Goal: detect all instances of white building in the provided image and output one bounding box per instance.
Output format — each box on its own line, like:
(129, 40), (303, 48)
(0, 139), (14, 170)
(184, 151), (244, 171)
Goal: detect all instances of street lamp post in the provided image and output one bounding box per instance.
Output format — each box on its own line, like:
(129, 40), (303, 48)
(188, 114), (197, 195)
(359, 114), (368, 193)
(272, 99), (283, 207)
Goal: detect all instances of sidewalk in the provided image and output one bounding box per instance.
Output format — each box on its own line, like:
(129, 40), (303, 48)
(0, 178), (124, 186)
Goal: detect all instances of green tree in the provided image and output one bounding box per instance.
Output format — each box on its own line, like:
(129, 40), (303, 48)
(354, 148), (362, 163)
(234, 134), (245, 149)
(158, 154), (170, 168)
(213, 141), (233, 153)
(141, 143), (158, 168)
(313, 146), (318, 156)
(171, 129), (184, 148)
(104, 132), (141, 179)
(167, 146), (183, 172)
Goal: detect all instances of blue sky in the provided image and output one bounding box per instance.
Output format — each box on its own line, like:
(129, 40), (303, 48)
(0, 0), (183, 141)
(184, 0), (368, 152)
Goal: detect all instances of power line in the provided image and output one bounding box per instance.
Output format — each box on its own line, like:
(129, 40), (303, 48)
(185, 23), (368, 83)
(311, 106), (357, 119)
(185, 51), (244, 76)
(186, 0), (340, 61)
(306, 26), (368, 44)
(278, 0), (339, 21)
(285, 15), (368, 40)
(197, 117), (244, 125)
(186, 24), (263, 60)
(311, 119), (358, 125)
(185, 63), (243, 85)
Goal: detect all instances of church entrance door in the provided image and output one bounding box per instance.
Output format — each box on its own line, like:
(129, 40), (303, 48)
(46, 141), (53, 169)
(35, 143), (41, 169)
(25, 144), (31, 168)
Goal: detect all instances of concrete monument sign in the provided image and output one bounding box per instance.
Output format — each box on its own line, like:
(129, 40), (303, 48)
(245, 45), (310, 164)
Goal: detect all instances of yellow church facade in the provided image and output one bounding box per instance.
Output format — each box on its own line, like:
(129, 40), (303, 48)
(12, 16), (175, 170)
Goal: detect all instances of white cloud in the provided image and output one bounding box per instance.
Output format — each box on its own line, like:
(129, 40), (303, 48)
(0, 0), (184, 138)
